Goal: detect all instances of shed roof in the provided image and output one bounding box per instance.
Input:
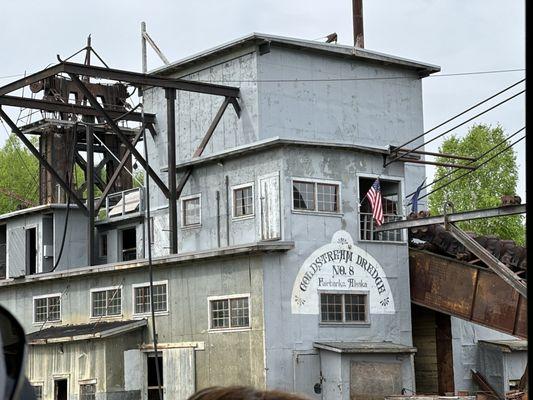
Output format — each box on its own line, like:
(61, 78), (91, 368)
(314, 341), (417, 354)
(478, 340), (528, 352)
(151, 33), (440, 77)
(27, 319), (147, 344)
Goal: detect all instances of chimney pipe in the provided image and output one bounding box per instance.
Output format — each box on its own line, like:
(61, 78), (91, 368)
(353, 0), (364, 48)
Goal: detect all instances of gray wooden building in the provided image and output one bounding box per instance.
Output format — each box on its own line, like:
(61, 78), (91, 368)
(0, 33), (525, 400)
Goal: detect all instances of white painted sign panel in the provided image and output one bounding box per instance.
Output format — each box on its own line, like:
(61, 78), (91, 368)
(291, 230), (395, 314)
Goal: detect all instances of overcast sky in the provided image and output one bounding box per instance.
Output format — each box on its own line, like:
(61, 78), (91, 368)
(0, 0), (525, 200)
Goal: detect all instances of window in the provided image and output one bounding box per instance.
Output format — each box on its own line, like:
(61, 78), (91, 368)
(233, 184), (254, 218)
(99, 233), (108, 258)
(80, 383), (96, 400)
(147, 354), (163, 400)
(293, 179), (340, 213)
(320, 293), (368, 324)
(133, 282), (168, 315)
(120, 228), (137, 261)
(209, 295), (250, 330)
(181, 195), (201, 227)
(33, 294), (61, 323)
(32, 384), (43, 400)
(359, 177), (403, 242)
(91, 287), (122, 317)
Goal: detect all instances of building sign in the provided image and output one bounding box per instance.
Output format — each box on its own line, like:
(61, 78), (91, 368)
(291, 230), (395, 314)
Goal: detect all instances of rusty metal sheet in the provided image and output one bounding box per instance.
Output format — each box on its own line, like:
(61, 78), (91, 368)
(409, 249), (526, 339)
(409, 251), (476, 319)
(471, 269), (520, 334)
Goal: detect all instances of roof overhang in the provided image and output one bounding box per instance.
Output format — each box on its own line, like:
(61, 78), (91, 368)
(314, 341), (417, 354)
(27, 319), (147, 345)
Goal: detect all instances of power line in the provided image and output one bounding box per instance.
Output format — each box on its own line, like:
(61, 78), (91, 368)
(389, 79), (525, 162)
(418, 135), (526, 202)
(405, 126), (526, 199)
(386, 89), (525, 166)
(0, 67), (525, 82)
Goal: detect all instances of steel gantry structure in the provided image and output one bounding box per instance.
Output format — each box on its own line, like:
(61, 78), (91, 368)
(0, 59), (241, 264)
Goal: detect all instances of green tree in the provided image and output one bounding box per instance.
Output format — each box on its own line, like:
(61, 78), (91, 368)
(428, 124), (525, 245)
(0, 134), (39, 214)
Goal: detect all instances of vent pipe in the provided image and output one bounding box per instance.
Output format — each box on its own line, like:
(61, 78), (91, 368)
(352, 0), (364, 48)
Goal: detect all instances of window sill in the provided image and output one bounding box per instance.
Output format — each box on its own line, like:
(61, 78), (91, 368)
(232, 214), (255, 222)
(291, 210), (344, 217)
(89, 315), (123, 321)
(358, 239), (407, 245)
(33, 320), (61, 326)
(132, 311), (169, 319)
(208, 326), (252, 333)
(319, 322), (370, 327)
(181, 224), (202, 231)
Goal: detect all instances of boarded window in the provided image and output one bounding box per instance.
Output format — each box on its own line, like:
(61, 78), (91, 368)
(320, 293), (368, 324)
(209, 296), (250, 330)
(34, 295), (61, 323)
(80, 383), (96, 400)
(91, 288), (121, 317)
(134, 283), (167, 314)
(182, 196), (201, 226)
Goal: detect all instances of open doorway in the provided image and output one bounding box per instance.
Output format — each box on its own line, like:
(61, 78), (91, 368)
(412, 304), (454, 395)
(120, 227), (137, 261)
(26, 227), (37, 275)
(54, 378), (68, 400)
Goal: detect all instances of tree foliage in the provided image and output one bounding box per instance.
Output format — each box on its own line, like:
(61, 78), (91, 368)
(0, 134), (39, 214)
(428, 124), (525, 245)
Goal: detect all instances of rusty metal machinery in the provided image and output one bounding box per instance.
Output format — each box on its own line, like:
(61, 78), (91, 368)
(408, 210), (527, 278)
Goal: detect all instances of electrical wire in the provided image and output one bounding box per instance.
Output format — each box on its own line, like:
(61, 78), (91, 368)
(389, 79), (525, 160)
(417, 135), (526, 202)
(385, 89), (524, 166)
(405, 126), (525, 199)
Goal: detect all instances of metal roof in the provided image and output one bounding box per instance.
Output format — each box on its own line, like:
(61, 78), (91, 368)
(0, 203), (78, 223)
(314, 341), (417, 354)
(151, 33), (440, 77)
(27, 320), (147, 344)
(478, 340), (528, 352)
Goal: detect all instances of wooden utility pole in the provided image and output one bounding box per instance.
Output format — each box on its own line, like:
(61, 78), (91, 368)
(352, 0), (364, 48)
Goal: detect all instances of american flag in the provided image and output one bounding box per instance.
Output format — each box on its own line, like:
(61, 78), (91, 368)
(366, 179), (383, 226)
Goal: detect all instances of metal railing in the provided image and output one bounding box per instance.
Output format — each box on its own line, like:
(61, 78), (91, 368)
(96, 187), (144, 221)
(360, 213), (403, 242)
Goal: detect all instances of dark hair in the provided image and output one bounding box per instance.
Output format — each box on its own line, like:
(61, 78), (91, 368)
(187, 386), (310, 400)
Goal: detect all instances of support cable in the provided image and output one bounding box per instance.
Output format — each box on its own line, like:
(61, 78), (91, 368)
(417, 135), (526, 202)
(389, 79), (524, 161)
(141, 102), (163, 400)
(386, 88), (525, 166)
(405, 126), (525, 199)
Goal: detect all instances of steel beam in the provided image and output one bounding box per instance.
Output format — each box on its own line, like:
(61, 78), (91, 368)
(0, 106), (88, 215)
(95, 128), (143, 213)
(67, 73), (170, 198)
(176, 97), (231, 199)
(0, 95), (155, 123)
(393, 157), (476, 170)
(166, 88), (178, 254)
(376, 204), (526, 231)
(74, 153), (106, 191)
(394, 147), (476, 161)
(86, 126), (95, 266)
(447, 223), (527, 298)
(62, 62), (240, 98)
(0, 64), (63, 96)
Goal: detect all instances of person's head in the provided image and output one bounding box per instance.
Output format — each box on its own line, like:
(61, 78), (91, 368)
(187, 386), (309, 400)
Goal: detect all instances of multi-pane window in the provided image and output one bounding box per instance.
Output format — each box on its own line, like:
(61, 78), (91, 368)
(359, 177), (403, 242)
(182, 195), (201, 227)
(293, 180), (340, 212)
(80, 383), (96, 400)
(33, 295), (61, 323)
(320, 293), (368, 324)
(133, 282), (168, 314)
(209, 296), (250, 330)
(233, 185), (254, 218)
(91, 288), (121, 317)
(32, 385), (43, 400)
